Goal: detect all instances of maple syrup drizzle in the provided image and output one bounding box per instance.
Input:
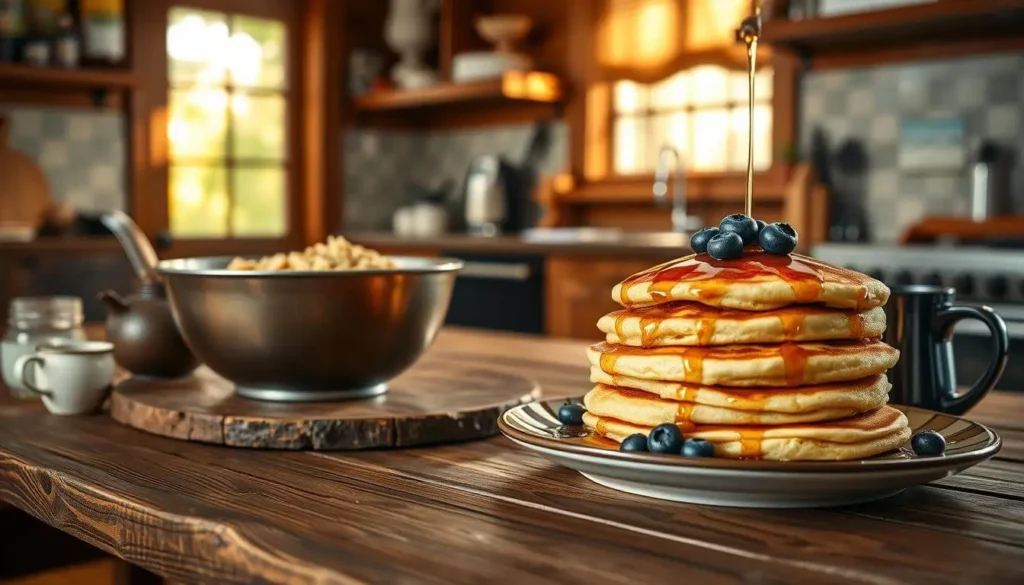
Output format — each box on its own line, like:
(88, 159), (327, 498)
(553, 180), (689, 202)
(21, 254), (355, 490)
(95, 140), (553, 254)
(738, 428), (765, 458)
(639, 315), (662, 348)
(779, 342), (809, 386)
(849, 312), (865, 339)
(778, 313), (806, 339)
(696, 318), (717, 346)
(739, 2), (762, 217)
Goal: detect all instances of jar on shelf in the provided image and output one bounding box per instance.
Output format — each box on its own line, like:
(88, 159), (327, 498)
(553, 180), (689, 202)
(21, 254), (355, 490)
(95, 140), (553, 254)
(2, 296), (86, 399)
(80, 0), (122, 66)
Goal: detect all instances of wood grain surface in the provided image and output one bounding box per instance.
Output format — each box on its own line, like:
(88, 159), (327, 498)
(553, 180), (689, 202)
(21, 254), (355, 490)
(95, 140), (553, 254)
(2, 327), (1024, 584)
(110, 363), (539, 450)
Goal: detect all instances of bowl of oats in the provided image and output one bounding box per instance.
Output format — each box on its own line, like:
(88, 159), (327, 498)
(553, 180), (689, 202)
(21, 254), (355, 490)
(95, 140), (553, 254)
(156, 236), (462, 402)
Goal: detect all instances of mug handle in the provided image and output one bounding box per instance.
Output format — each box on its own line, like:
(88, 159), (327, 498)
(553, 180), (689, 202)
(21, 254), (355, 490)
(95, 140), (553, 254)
(934, 305), (1009, 415)
(12, 355), (52, 397)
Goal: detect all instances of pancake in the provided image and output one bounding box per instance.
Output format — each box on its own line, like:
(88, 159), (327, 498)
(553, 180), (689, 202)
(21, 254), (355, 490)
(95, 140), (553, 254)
(584, 384), (880, 427)
(611, 250), (889, 311)
(582, 406), (911, 461)
(599, 302), (885, 347)
(588, 371), (892, 414)
(587, 340), (900, 387)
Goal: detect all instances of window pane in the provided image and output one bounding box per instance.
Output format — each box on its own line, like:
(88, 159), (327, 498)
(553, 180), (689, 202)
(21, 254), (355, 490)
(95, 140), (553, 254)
(231, 92), (285, 160)
(230, 15), (287, 89)
(651, 71), (689, 111)
(756, 68), (774, 101)
(168, 8), (229, 86)
(613, 81), (648, 115)
(170, 166), (228, 237)
(169, 89), (228, 160)
(754, 104), (773, 171)
(232, 167), (287, 237)
(728, 107), (749, 171)
(653, 112), (690, 169)
(613, 117), (645, 174)
(690, 65), (728, 106)
(691, 108), (729, 171)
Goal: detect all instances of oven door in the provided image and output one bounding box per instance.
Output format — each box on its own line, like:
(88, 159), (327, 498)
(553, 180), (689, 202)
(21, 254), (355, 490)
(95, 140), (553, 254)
(953, 303), (1024, 392)
(441, 252), (545, 334)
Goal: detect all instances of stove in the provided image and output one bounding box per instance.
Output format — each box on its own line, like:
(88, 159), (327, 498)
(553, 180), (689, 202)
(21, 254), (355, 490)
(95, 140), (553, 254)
(813, 243), (1024, 391)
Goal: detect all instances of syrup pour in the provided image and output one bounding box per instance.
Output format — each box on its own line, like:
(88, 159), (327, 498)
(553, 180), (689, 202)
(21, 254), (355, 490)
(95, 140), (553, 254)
(738, 2), (762, 217)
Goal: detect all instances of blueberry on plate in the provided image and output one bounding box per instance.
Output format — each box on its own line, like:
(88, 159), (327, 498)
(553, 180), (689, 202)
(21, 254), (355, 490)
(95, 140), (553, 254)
(647, 423), (684, 454)
(681, 438), (716, 457)
(911, 430), (946, 456)
(719, 214), (759, 245)
(755, 219), (767, 234)
(689, 227), (719, 254)
(557, 403), (586, 426)
(759, 222), (799, 255)
(620, 433), (649, 452)
(706, 232), (744, 261)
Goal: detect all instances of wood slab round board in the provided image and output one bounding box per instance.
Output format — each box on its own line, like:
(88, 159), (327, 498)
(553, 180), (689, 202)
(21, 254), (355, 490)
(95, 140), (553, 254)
(110, 363), (540, 450)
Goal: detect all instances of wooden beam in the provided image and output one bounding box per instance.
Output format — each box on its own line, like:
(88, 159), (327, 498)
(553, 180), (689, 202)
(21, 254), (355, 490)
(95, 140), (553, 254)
(301, 0), (344, 245)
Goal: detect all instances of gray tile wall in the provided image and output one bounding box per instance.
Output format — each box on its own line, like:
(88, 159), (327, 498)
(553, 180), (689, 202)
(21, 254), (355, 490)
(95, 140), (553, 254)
(343, 122), (567, 230)
(801, 53), (1024, 243)
(1, 107), (126, 213)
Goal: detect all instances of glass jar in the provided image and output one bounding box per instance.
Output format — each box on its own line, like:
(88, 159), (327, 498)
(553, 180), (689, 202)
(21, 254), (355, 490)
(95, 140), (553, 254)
(2, 296), (86, 398)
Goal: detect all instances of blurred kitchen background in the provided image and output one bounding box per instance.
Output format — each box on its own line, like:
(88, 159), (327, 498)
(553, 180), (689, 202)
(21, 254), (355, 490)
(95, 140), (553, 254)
(2, 1), (1024, 379)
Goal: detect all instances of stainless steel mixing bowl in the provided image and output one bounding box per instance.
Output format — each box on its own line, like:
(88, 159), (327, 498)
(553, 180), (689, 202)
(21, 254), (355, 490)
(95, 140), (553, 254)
(156, 256), (461, 401)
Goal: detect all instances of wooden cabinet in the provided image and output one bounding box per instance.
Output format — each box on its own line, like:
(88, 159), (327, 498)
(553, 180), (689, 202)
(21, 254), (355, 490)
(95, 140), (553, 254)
(545, 255), (669, 340)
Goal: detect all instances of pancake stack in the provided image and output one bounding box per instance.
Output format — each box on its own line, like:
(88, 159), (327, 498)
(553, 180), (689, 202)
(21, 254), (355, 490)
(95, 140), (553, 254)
(582, 250), (910, 461)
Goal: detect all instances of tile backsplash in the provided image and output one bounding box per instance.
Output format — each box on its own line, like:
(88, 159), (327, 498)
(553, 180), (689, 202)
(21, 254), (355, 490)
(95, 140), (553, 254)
(800, 53), (1024, 243)
(1, 107), (126, 213)
(343, 122), (567, 230)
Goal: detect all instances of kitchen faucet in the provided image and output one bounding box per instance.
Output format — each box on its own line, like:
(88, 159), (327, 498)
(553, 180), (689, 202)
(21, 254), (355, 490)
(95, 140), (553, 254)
(653, 145), (703, 233)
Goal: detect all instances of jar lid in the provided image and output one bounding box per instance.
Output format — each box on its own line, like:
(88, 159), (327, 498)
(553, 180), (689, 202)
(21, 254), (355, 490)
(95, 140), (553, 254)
(8, 296), (83, 330)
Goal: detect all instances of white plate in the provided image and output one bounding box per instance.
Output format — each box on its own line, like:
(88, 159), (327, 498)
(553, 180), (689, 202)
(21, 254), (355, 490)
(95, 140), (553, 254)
(499, 400), (1000, 508)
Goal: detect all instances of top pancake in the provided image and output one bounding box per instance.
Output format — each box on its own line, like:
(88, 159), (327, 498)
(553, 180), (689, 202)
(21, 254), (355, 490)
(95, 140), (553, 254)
(612, 250), (889, 311)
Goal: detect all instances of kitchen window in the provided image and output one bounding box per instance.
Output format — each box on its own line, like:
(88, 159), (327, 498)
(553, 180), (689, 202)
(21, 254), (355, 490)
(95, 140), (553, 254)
(165, 6), (289, 239)
(612, 65), (773, 175)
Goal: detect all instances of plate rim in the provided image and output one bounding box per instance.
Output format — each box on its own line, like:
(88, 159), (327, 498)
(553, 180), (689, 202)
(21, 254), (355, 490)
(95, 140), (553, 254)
(498, 401), (1002, 474)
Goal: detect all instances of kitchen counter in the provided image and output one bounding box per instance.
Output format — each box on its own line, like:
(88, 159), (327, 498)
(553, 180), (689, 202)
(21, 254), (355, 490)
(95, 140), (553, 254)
(347, 230), (692, 258)
(2, 327), (1024, 584)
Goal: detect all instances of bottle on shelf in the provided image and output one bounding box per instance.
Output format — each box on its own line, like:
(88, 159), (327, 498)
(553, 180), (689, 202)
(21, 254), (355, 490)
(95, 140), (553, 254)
(0, 0), (26, 63)
(22, 0), (60, 66)
(53, 11), (77, 67)
(79, 0), (122, 68)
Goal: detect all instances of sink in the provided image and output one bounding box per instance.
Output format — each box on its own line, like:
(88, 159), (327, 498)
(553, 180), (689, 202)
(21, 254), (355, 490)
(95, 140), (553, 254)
(521, 228), (690, 247)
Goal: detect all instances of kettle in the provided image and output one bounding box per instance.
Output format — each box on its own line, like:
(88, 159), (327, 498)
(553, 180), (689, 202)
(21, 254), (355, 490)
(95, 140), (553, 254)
(463, 155), (507, 236)
(98, 211), (199, 378)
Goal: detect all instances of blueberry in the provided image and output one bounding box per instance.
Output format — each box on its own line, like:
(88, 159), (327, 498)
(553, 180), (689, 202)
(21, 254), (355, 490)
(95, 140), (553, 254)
(755, 219), (767, 233)
(647, 423), (684, 454)
(911, 430), (946, 456)
(689, 227), (719, 254)
(620, 433), (649, 452)
(681, 438), (716, 457)
(719, 214), (759, 245)
(759, 222), (799, 255)
(706, 232), (744, 261)
(558, 403), (586, 426)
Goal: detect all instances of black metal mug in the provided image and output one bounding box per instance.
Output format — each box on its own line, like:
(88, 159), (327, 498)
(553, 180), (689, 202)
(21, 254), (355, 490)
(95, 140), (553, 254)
(884, 285), (1009, 415)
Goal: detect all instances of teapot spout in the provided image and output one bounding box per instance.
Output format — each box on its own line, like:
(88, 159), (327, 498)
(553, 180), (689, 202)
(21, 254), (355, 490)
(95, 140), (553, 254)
(98, 290), (129, 314)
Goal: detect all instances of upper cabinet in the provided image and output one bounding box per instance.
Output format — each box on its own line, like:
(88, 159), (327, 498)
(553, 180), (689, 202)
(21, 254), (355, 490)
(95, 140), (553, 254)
(345, 0), (567, 129)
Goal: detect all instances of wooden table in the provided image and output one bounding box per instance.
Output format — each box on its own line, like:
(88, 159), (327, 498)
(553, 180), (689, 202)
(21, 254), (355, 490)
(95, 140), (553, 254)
(2, 328), (1024, 584)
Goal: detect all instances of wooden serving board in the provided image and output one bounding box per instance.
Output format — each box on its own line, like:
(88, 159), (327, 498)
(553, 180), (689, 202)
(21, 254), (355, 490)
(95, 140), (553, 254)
(111, 364), (540, 450)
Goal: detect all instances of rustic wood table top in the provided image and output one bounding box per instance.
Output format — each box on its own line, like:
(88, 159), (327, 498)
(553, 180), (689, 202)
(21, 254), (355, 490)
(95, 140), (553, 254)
(2, 327), (1024, 584)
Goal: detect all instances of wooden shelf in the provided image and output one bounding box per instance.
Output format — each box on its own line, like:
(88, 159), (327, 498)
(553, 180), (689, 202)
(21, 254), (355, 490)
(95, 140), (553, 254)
(350, 71), (563, 129)
(763, 0), (1024, 67)
(0, 64), (138, 90)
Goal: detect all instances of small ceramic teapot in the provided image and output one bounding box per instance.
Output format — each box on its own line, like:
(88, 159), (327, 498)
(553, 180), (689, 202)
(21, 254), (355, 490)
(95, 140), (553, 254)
(99, 211), (198, 378)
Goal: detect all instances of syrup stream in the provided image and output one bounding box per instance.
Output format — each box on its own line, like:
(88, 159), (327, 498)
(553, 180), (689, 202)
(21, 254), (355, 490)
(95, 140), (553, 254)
(740, 3), (762, 218)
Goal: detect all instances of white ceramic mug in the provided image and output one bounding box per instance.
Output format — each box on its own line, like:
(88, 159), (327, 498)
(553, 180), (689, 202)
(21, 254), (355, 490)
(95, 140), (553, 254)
(13, 340), (115, 415)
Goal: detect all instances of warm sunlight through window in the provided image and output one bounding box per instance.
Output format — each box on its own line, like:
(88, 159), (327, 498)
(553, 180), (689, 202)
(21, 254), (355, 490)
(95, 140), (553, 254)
(166, 7), (287, 238)
(612, 66), (773, 174)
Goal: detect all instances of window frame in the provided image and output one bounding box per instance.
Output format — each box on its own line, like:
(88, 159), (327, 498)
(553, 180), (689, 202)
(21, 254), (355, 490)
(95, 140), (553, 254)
(131, 0), (305, 257)
(563, 0), (799, 202)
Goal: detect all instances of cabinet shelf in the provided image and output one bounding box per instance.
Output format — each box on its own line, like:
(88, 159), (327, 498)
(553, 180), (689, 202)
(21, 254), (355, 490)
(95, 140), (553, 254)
(0, 64), (138, 108)
(763, 0), (1024, 66)
(351, 71), (563, 129)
